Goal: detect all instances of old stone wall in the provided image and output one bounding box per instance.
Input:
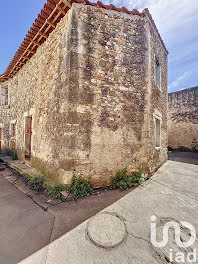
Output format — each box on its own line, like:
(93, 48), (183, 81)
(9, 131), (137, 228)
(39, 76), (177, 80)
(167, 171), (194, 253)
(168, 87), (198, 150)
(0, 3), (168, 186)
(145, 10), (168, 174)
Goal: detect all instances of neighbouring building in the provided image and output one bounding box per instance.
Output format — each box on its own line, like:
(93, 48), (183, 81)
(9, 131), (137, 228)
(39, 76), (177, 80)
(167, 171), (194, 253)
(168, 86), (198, 151)
(0, 0), (168, 186)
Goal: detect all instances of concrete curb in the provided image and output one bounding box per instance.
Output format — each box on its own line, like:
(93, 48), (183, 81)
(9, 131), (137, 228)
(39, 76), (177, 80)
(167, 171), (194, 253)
(0, 154), (55, 184)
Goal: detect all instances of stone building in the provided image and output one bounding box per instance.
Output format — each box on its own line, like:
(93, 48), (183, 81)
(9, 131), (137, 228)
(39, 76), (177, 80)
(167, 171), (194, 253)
(168, 86), (198, 151)
(0, 0), (168, 186)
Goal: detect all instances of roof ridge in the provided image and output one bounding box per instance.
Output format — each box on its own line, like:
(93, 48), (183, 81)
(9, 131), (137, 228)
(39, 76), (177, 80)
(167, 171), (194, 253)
(0, 0), (147, 82)
(72, 0), (145, 16)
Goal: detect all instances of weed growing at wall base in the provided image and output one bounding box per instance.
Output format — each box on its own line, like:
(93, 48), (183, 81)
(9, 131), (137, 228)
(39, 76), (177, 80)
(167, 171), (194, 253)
(111, 169), (144, 190)
(47, 184), (67, 199)
(47, 175), (93, 200)
(29, 176), (45, 191)
(12, 152), (18, 160)
(169, 144), (198, 153)
(16, 169), (144, 201)
(68, 175), (93, 199)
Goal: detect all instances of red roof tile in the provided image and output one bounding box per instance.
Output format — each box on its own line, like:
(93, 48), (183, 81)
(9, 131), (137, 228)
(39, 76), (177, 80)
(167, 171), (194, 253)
(0, 0), (160, 83)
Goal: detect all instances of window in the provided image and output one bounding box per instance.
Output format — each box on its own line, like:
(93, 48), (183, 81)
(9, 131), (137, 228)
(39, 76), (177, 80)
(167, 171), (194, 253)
(11, 123), (16, 137)
(10, 121), (16, 150)
(1, 86), (8, 106)
(153, 110), (162, 149)
(155, 119), (161, 148)
(154, 56), (161, 88)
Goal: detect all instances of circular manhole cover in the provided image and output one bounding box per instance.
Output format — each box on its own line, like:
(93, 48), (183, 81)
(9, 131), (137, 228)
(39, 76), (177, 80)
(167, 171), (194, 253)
(87, 213), (127, 249)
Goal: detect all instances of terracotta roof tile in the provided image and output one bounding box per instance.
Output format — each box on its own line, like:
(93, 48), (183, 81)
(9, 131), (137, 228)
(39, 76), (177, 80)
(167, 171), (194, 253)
(0, 0), (148, 82)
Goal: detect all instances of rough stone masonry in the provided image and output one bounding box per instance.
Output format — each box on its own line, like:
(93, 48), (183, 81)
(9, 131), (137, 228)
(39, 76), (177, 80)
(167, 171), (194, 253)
(168, 86), (198, 151)
(0, 3), (168, 186)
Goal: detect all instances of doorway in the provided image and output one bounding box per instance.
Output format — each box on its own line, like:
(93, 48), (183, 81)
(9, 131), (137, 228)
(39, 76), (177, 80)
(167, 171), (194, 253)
(25, 116), (32, 160)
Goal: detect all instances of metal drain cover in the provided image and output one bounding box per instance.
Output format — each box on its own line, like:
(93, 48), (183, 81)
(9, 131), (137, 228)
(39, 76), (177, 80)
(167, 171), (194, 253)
(87, 213), (127, 249)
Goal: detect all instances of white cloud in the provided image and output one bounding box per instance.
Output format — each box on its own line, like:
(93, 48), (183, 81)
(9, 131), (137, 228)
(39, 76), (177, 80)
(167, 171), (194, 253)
(93, 0), (198, 39)
(92, 0), (198, 91)
(91, 0), (198, 50)
(168, 71), (190, 91)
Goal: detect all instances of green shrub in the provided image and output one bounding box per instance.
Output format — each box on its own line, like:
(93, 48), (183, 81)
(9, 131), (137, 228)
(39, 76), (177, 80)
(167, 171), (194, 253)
(168, 146), (174, 151)
(111, 169), (144, 190)
(191, 138), (198, 152)
(68, 175), (93, 199)
(12, 153), (18, 160)
(47, 175), (93, 200)
(47, 184), (67, 199)
(22, 173), (31, 183)
(177, 146), (191, 152)
(29, 176), (45, 191)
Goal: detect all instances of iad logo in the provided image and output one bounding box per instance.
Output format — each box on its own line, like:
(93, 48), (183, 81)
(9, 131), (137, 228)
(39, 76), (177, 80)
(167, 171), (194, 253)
(151, 215), (196, 248)
(150, 215), (197, 263)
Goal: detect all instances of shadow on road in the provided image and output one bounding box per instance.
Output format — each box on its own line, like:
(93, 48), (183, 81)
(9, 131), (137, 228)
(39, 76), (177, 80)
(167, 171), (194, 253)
(168, 151), (198, 165)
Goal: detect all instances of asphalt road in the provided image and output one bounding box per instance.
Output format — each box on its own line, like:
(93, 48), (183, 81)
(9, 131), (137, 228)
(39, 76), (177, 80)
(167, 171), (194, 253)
(0, 162), (131, 264)
(0, 169), (54, 264)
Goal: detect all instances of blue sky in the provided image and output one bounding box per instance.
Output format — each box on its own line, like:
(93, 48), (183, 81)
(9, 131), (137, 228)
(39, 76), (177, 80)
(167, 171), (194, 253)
(0, 0), (197, 92)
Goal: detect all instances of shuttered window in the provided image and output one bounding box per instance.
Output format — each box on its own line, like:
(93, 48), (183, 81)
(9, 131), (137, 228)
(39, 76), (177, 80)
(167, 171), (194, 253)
(1, 87), (8, 106)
